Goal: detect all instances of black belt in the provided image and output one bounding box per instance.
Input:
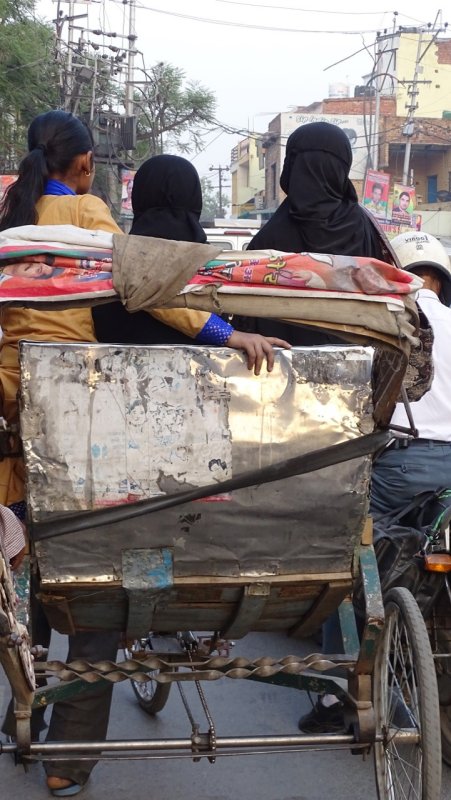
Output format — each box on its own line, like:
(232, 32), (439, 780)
(388, 438), (451, 450)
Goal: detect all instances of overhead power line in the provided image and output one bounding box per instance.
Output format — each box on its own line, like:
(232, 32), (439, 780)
(131, 2), (381, 34)
(216, 1), (399, 16)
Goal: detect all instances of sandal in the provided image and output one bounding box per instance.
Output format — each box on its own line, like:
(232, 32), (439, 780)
(47, 777), (83, 797)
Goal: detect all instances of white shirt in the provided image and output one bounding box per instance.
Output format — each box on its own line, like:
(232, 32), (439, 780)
(390, 288), (451, 441)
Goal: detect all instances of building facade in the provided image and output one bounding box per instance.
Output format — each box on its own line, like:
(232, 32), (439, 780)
(230, 135), (265, 218)
(254, 31), (451, 216)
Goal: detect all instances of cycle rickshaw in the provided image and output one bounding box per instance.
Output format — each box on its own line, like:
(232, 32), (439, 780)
(0, 237), (450, 800)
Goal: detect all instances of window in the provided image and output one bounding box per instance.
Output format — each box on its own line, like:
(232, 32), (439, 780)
(427, 175), (438, 203)
(207, 239), (233, 249)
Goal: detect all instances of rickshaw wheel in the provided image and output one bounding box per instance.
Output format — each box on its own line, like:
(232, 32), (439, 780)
(435, 627), (451, 766)
(124, 643), (173, 715)
(373, 587), (442, 800)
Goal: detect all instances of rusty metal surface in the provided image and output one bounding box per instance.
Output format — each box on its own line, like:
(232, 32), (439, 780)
(20, 343), (373, 584)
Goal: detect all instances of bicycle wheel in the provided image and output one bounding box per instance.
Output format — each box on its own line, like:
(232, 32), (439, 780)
(373, 587), (442, 800)
(435, 627), (451, 766)
(124, 643), (173, 715)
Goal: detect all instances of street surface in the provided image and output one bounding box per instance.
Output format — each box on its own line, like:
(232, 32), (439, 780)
(1, 631), (450, 800)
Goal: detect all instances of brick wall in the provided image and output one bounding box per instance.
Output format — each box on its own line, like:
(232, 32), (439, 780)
(436, 39), (451, 64)
(322, 96), (396, 116)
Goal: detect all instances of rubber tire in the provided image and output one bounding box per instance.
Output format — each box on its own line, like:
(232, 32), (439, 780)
(124, 645), (173, 715)
(130, 671), (172, 715)
(373, 587), (442, 800)
(435, 627), (451, 767)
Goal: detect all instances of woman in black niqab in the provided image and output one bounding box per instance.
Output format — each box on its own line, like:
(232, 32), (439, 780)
(243, 122), (392, 343)
(130, 154), (207, 243)
(93, 154), (207, 345)
(249, 122), (387, 260)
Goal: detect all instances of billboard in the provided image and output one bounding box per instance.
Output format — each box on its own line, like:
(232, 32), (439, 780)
(280, 112), (372, 180)
(121, 169), (135, 217)
(363, 170), (390, 221)
(391, 183), (416, 227)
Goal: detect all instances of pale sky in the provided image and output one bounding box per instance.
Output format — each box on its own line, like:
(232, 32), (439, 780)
(37, 1), (449, 184)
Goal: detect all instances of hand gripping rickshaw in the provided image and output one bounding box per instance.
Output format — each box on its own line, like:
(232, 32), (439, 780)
(0, 238), (450, 800)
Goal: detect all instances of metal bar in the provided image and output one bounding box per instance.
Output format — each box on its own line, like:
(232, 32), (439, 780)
(354, 544), (385, 674)
(338, 597), (360, 656)
(244, 672), (349, 699)
(1, 729), (421, 759)
(10, 734), (360, 753)
(33, 678), (112, 709)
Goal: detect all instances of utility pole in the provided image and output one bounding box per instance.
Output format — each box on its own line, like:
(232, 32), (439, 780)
(372, 33), (397, 171)
(65, 0), (75, 110)
(125, 0), (137, 118)
(209, 165), (230, 218)
(402, 25), (441, 184)
(402, 31), (423, 185)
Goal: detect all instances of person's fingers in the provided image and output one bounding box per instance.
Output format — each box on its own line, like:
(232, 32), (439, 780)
(253, 342), (265, 376)
(240, 341), (256, 371)
(263, 340), (275, 372)
(265, 337), (292, 349)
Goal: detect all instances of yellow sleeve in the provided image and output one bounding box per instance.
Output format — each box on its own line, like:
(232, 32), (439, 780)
(79, 195), (122, 234)
(148, 308), (212, 339)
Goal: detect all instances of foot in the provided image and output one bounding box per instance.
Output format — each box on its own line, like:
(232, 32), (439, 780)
(298, 698), (345, 733)
(47, 777), (83, 797)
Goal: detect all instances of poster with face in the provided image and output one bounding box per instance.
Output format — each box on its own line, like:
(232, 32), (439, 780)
(363, 170), (390, 220)
(392, 184), (416, 226)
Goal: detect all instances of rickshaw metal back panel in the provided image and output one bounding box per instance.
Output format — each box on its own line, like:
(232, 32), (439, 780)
(20, 343), (373, 636)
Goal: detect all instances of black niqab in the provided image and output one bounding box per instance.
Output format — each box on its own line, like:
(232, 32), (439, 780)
(130, 154), (207, 243)
(93, 154), (207, 346)
(249, 122), (385, 260)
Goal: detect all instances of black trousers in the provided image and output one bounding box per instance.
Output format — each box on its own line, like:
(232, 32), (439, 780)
(43, 630), (120, 786)
(2, 574), (120, 786)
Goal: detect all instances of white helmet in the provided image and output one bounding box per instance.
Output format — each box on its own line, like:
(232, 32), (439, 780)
(391, 231), (451, 305)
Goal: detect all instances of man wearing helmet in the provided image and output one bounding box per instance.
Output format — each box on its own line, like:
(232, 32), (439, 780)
(371, 231), (451, 517)
(299, 231), (451, 736)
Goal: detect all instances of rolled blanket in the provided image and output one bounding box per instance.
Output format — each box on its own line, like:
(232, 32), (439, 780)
(111, 234), (221, 311)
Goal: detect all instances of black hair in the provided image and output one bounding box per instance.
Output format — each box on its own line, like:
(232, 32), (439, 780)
(372, 182), (383, 193)
(399, 191), (410, 201)
(0, 111), (94, 232)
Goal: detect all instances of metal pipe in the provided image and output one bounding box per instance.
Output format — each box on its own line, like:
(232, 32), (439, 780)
(14, 734), (359, 754)
(2, 729), (421, 757)
(2, 730), (422, 762)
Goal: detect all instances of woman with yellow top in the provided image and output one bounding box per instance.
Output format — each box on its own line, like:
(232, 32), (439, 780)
(0, 111), (288, 519)
(0, 110), (288, 796)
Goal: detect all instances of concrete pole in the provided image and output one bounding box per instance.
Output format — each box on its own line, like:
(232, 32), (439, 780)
(65, 0), (75, 110)
(209, 166), (230, 218)
(402, 31), (423, 185)
(125, 0), (136, 118)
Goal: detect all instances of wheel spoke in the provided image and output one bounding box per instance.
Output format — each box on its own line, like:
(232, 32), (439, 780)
(373, 589), (441, 800)
(386, 739), (422, 800)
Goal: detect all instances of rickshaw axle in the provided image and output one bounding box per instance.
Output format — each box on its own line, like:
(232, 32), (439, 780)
(0, 729), (420, 762)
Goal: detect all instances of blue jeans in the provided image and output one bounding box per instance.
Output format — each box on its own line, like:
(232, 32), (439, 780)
(370, 440), (451, 519)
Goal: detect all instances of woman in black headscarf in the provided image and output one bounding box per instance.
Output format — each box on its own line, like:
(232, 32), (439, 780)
(129, 154), (207, 242)
(241, 122), (393, 343)
(93, 155), (288, 369)
(249, 122), (388, 259)
(94, 154), (206, 345)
